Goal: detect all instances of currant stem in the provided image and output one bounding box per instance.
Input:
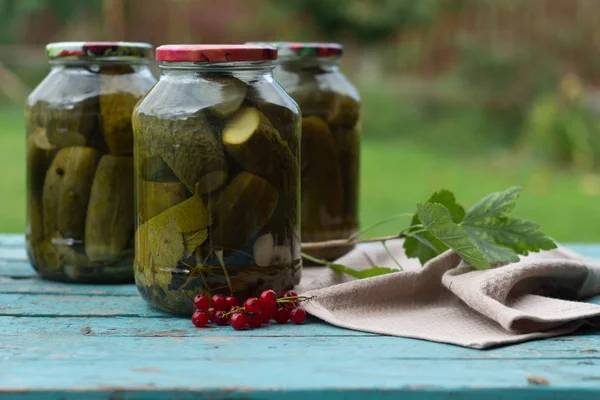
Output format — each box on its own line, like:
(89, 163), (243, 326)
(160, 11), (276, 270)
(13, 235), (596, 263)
(223, 306), (245, 317)
(277, 295), (314, 303)
(301, 234), (407, 251)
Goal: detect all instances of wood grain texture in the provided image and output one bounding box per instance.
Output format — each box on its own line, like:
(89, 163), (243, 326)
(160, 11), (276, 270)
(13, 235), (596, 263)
(1, 234), (600, 399)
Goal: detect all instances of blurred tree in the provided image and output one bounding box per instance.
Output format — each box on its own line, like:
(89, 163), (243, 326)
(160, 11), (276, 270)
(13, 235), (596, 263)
(278, 0), (464, 43)
(0, 0), (102, 43)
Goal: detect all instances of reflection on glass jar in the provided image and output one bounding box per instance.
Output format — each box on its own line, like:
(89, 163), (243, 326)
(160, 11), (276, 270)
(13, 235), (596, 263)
(267, 42), (361, 261)
(132, 45), (302, 315)
(25, 42), (156, 283)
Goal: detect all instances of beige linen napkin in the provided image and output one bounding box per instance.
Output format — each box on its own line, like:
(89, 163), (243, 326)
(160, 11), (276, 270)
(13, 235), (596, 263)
(297, 240), (600, 349)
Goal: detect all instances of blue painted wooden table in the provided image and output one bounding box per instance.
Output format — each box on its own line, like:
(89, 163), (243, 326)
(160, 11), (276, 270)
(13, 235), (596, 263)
(3, 234), (600, 399)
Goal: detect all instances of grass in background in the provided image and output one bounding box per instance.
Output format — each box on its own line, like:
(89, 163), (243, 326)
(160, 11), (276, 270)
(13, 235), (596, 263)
(0, 106), (25, 233)
(1, 101), (599, 242)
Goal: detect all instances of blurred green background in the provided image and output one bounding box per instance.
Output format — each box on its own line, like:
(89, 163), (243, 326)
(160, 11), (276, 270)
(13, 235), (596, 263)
(1, 0), (600, 241)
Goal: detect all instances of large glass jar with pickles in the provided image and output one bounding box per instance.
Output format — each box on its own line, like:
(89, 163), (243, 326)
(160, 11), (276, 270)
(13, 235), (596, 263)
(270, 42), (361, 261)
(132, 45), (302, 315)
(25, 42), (156, 283)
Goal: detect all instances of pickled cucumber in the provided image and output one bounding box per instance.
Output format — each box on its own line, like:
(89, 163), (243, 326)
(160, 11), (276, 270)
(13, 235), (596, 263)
(44, 99), (99, 148)
(32, 234), (62, 272)
(42, 146), (99, 240)
(332, 126), (361, 222)
(210, 171), (279, 251)
(85, 155), (134, 262)
(100, 65), (151, 155)
(27, 127), (56, 196)
(247, 86), (301, 155)
(222, 107), (299, 248)
(135, 113), (229, 194)
(139, 180), (188, 222)
(291, 89), (359, 129)
(301, 116), (344, 223)
(301, 116), (344, 242)
(100, 90), (139, 155)
(136, 194), (210, 271)
(328, 94), (360, 128)
(222, 107), (298, 188)
(27, 194), (44, 245)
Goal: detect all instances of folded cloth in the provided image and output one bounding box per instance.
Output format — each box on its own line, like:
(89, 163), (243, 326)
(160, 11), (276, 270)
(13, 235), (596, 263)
(297, 240), (600, 349)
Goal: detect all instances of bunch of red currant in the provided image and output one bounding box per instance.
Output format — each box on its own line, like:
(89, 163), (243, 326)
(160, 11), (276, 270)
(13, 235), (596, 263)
(191, 290), (309, 330)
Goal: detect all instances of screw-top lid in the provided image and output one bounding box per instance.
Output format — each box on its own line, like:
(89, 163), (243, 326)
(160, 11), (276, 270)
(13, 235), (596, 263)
(46, 42), (153, 60)
(248, 42), (343, 59)
(155, 45), (277, 62)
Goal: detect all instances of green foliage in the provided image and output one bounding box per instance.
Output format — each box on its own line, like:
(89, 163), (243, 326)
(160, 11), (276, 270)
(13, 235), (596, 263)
(404, 190), (464, 264)
(460, 187), (556, 265)
(278, 0), (464, 42)
(0, 0), (102, 43)
(417, 202), (488, 269)
(522, 88), (600, 172)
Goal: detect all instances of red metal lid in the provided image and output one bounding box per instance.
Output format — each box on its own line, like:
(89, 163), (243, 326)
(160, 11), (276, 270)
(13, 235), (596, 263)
(155, 45), (277, 62)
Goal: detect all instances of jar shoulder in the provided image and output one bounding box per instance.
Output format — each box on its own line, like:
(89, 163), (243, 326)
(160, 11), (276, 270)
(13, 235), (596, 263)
(134, 74), (300, 119)
(274, 68), (360, 103)
(27, 66), (156, 108)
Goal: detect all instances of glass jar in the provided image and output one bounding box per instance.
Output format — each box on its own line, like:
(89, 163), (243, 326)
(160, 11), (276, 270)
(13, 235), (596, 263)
(269, 42), (361, 261)
(25, 42), (156, 283)
(132, 45), (302, 315)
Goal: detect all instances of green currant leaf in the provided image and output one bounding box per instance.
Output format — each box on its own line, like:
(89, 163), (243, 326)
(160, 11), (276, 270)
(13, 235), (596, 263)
(417, 202), (489, 270)
(404, 190), (466, 264)
(463, 186), (521, 222)
(460, 187), (557, 265)
(462, 217), (557, 264)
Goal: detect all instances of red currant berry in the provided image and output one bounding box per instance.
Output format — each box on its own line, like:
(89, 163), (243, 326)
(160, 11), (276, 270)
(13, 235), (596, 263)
(274, 307), (290, 324)
(289, 307), (307, 324)
(230, 313), (249, 331)
(191, 311), (210, 327)
(211, 294), (228, 311)
(262, 303), (276, 321)
(247, 313), (263, 329)
(207, 307), (217, 322)
(225, 296), (239, 308)
(244, 297), (263, 314)
(193, 294), (210, 311)
(281, 290), (299, 309)
(260, 289), (278, 308)
(260, 312), (272, 324)
(214, 311), (229, 326)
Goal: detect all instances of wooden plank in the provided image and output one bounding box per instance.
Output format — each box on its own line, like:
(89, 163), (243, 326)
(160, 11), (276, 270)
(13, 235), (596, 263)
(0, 322), (599, 359)
(3, 291), (600, 318)
(0, 262), (35, 279)
(0, 248), (27, 261)
(2, 354), (600, 394)
(0, 293), (157, 317)
(0, 316), (374, 338)
(0, 277), (138, 296)
(0, 234), (24, 248)
(1, 390), (600, 400)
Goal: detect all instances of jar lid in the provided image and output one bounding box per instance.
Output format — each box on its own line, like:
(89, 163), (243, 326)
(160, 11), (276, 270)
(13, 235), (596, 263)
(155, 45), (277, 62)
(248, 42), (343, 59)
(46, 42), (153, 60)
